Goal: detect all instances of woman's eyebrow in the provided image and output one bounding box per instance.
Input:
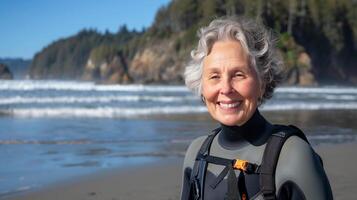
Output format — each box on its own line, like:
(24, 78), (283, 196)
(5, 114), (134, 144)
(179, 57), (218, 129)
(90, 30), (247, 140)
(205, 64), (249, 72)
(205, 68), (220, 73)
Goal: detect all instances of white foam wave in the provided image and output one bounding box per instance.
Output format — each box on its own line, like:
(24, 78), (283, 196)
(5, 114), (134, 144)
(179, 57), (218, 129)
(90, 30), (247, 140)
(282, 93), (357, 100)
(2, 80), (356, 94)
(276, 87), (357, 94)
(0, 80), (189, 92)
(0, 185), (33, 197)
(261, 102), (357, 111)
(2, 101), (357, 118)
(2, 106), (208, 118)
(324, 94), (357, 100)
(308, 134), (357, 144)
(308, 134), (357, 141)
(0, 95), (197, 105)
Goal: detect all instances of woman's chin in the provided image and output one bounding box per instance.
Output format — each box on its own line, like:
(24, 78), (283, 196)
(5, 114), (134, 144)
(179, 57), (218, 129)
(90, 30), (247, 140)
(216, 116), (245, 127)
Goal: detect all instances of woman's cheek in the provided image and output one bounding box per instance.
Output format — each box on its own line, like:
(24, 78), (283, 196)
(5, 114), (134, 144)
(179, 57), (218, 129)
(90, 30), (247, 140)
(202, 82), (218, 99)
(203, 88), (215, 101)
(237, 78), (260, 98)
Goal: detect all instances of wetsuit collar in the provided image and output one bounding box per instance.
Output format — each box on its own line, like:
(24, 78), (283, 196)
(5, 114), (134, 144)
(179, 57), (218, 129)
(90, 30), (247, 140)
(218, 109), (273, 148)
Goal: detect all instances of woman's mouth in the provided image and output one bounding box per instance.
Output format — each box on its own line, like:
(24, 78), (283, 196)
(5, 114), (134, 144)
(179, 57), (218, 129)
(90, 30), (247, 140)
(218, 101), (241, 109)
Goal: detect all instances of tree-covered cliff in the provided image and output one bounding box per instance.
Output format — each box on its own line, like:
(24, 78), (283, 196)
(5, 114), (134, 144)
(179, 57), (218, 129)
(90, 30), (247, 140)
(29, 0), (357, 85)
(30, 25), (142, 80)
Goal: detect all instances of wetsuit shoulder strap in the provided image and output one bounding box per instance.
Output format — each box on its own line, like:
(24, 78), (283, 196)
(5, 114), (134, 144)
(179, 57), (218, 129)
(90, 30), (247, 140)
(189, 127), (221, 200)
(259, 125), (308, 200)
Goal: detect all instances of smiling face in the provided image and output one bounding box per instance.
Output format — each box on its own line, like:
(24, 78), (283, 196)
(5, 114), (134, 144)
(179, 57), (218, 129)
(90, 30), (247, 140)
(202, 40), (263, 126)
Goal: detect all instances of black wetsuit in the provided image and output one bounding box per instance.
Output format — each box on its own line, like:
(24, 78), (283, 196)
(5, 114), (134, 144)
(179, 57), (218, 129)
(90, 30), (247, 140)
(180, 110), (333, 199)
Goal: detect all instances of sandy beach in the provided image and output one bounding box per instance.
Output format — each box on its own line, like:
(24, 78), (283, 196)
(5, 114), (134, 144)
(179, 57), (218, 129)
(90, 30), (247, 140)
(5, 142), (357, 200)
(316, 143), (357, 200)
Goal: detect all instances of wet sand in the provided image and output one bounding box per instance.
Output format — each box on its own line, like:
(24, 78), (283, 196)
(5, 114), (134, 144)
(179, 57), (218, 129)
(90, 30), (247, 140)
(316, 143), (357, 200)
(6, 143), (357, 200)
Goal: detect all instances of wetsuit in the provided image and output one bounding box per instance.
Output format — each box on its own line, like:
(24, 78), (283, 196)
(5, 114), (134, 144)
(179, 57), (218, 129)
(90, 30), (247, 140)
(180, 110), (333, 199)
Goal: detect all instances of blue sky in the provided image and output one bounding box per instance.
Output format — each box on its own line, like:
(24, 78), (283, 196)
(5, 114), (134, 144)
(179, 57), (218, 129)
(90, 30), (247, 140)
(0, 0), (170, 59)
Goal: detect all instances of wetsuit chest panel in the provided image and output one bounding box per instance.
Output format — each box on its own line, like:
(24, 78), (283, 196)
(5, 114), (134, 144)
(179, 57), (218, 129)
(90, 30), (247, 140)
(203, 136), (266, 199)
(204, 170), (261, 200)
(211, 136), (266, 164)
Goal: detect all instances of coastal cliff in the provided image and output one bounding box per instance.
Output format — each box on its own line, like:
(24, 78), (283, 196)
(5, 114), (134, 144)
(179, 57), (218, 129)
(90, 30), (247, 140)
(28, 0), (357, 85)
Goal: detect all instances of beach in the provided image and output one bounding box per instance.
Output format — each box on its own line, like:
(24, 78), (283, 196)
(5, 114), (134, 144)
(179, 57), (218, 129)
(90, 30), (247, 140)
(6, 142), (357, 200)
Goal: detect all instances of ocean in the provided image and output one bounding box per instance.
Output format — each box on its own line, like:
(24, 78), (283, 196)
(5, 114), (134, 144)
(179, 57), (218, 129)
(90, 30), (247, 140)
(1, 80), (357, 197)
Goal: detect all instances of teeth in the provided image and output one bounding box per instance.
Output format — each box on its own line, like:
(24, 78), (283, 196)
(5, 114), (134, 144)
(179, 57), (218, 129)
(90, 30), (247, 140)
(220, 102), (240, 109)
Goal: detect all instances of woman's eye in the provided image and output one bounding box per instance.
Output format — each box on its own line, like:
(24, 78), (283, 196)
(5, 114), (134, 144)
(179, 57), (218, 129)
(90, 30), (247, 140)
(209, 75), (220, 79)
(234, 72), (244, 78)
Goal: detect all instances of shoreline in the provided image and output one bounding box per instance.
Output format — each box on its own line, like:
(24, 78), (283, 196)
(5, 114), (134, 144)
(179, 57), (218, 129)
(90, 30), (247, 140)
(4, 142), (357, 200)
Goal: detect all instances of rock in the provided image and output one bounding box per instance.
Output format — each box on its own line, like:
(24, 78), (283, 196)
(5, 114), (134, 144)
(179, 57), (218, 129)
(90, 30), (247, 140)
(82, 53), (132, 84)
(297, 52), (316, 86)
(0, 63), (14, 80)
(129, 40), (184, 84)
(299, 68), (316, 86)
(284, 52), (316, 86)
(0, 58), (31, 79)
(285, 66), (299, 85)
(297, 52), (311, 68)
(82, 59), (96, 81)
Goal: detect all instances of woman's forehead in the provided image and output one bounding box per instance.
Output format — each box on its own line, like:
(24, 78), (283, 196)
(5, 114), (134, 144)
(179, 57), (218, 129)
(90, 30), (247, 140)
(203, 57), (249, 70)
(203, 40), (250, 69)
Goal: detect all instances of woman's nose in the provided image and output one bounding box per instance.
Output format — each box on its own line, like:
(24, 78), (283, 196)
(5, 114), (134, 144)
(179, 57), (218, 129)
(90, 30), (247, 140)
(220, 78), (233, 95)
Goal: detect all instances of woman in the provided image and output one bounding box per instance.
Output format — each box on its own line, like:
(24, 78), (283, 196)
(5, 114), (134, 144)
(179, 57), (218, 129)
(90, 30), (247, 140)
(180, 17), (333, 200)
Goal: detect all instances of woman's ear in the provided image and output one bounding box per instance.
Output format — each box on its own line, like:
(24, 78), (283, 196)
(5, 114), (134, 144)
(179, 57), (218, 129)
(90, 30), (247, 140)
(201, 94), (206, 104)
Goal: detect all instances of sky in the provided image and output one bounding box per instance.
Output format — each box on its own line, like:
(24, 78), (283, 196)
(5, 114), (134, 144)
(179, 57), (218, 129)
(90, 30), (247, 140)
(0, 0), (170, 59)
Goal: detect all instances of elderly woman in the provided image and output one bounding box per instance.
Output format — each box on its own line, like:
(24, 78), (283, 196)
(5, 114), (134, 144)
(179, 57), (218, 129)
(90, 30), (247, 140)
(180, 17), (333, 200)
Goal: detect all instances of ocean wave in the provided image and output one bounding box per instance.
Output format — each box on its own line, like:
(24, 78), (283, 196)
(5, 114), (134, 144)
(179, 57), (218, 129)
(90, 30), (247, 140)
(0, 80), (189, 92)
(309, 134), (357, 140)
(1, 94), (355, 106)
(1, 106), (208, 118)
(2, 101), (357, 118)
(308, 134), (357, 144)
(0, 95), (197, 105)
(0, 135), (355, 157)
(0, 139), (92, 145)
(0, 138), (192, 145)
(281, 93), (357, 100)
(0, 185), (34, 198)
(260, 102), (357, 111)
(110, 151), (186, 158)
(276, 87), (357, 94)
(324, 94), (357, 100)
(2, 80), (357, 94)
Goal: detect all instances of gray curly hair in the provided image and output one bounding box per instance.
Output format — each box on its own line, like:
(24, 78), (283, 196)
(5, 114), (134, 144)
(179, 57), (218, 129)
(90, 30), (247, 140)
(184, 16), (283, 104)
